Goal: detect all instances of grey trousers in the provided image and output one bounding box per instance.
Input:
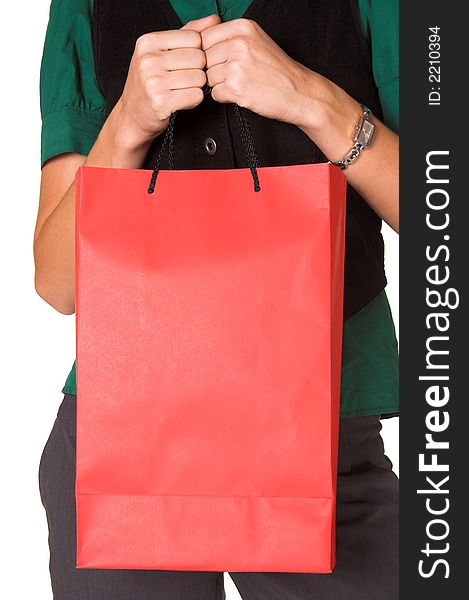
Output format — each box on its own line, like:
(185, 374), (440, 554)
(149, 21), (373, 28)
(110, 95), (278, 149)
(39, 393), (398, 599)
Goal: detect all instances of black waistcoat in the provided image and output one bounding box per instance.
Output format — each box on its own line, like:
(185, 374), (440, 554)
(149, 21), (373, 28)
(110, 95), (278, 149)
(92, 0), (387, 319)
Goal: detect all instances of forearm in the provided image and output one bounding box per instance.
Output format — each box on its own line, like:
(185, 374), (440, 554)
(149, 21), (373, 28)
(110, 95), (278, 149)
(297, 73), (399, 232)
(34, 101), (152, 314)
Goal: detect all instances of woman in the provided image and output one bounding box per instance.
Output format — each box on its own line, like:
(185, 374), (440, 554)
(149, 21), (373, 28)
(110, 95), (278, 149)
(35, 1), (399, 598)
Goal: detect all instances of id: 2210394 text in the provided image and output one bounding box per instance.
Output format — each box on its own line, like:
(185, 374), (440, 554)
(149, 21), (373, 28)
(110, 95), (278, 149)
(428, 26), (441, 106)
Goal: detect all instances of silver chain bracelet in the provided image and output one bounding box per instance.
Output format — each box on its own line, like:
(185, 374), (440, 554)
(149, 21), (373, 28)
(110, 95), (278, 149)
(329, 104), (375, 170)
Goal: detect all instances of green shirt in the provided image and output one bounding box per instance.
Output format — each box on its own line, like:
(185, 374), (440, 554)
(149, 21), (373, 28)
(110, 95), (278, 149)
(41, 0), (399, 418)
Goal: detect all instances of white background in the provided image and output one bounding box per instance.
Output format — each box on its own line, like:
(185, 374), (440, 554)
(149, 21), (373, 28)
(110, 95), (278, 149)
(0, 3), (399, 598)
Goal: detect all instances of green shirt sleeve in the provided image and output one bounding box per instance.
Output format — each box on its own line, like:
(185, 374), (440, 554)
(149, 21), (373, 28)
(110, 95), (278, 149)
(357, 0), (399, 133)
(40, 0), (105, 167)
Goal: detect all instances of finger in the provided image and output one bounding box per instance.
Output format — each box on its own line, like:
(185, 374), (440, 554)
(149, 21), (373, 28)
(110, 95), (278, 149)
(165, 69), (207, 90)
(206, 63), (227, 88)
(205, 41), (230, 69)
(137, 29), (202, 52)
(201, 18), (256, 51)
(211, 83), (232, 104)
(169, 87), (205, 112)
(163, 48), (206, 71)
(181, 14), (221, 33)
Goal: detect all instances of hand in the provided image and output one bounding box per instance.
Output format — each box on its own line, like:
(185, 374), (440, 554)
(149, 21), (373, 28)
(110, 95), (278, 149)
(202, 18), (324, 128)
(202, 17), (399, 233)
(113, 14), (221, 151)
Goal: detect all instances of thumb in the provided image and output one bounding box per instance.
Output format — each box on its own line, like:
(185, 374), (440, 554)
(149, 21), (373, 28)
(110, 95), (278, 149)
(181, 14), (221, 33)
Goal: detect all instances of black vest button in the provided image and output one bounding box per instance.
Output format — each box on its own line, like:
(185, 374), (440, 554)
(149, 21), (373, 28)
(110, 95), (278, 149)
(204, 137), (217, 156)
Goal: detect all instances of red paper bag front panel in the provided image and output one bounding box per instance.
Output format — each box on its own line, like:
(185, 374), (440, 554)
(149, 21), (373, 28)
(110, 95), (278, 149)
(75, 163), (346, 572)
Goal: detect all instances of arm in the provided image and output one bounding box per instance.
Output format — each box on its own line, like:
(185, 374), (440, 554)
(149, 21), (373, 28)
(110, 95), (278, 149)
(202, 19), (399, 232)
(33, 112), (151, 316)
(34, 14), (220, 314)
(299, 77), (399, 232)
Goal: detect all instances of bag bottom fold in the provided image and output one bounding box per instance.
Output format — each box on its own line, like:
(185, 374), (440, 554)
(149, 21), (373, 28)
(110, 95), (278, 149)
(76, 493), (335, 573)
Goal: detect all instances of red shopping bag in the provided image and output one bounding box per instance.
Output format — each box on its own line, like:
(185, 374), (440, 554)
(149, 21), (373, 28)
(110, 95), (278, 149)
(75, 158), (346, 572)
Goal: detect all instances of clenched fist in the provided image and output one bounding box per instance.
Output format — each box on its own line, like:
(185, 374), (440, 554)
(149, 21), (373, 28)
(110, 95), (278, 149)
(202, 18), (320, 127)
(114, 14), (221, 151)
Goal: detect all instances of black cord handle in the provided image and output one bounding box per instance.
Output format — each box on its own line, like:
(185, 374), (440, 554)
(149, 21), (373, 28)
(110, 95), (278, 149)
(147, 113), (176, 194)
(234, 104), (261, 193)
(147, 107), (261, 195)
